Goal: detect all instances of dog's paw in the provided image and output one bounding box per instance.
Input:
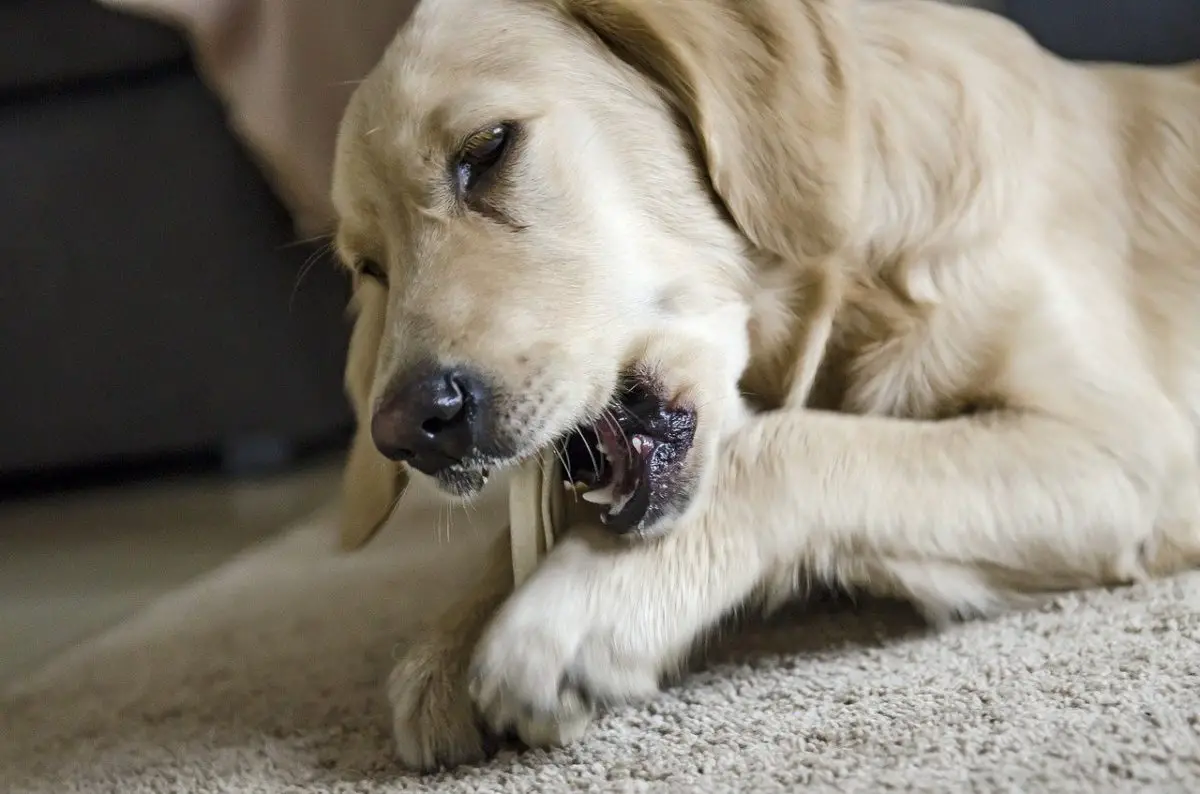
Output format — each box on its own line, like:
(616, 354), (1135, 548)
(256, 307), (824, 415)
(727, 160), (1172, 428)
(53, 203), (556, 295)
(389, 632), (492, 772)
(467, 623), (595, 749)
(467, 544), (662, 749)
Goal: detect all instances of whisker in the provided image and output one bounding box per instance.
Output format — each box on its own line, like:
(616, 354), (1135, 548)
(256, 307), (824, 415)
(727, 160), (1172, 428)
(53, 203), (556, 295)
(555, 448), (584, 505)
(290, 240), (336, 310)
(573, 427), (600, 480)
(551, 444), (574, 491)
(279, 232), (333, 250)
(377, 479), (410, 533)
(603, 406), (632, 454)
(439, 503), (454, 544)
(459, 491), (480, 534)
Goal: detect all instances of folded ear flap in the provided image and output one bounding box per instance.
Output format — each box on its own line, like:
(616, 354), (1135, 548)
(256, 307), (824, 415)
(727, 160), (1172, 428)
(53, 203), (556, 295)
(339, 279), (408, 551)
(563, 0), (863, 262)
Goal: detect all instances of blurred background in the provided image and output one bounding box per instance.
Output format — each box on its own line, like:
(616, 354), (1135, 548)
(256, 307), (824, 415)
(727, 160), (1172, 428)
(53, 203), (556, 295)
(0, 0), (1196, 682)
(0, 0), (415, 681)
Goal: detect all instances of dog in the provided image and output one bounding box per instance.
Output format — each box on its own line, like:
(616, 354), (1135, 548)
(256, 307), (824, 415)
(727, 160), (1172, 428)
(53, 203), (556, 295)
(329, 0), (1200, 771)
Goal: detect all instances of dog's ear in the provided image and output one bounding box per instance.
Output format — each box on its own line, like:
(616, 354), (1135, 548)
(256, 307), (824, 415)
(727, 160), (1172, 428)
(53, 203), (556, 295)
(339, 279), (408, 551)
(561, 0), (863, 262)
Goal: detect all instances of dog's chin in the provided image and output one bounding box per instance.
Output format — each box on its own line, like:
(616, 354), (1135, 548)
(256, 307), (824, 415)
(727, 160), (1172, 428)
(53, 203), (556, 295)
(426, 463), (491, 501)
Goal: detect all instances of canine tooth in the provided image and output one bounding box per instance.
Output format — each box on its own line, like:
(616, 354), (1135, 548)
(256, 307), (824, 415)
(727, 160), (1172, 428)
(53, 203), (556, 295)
(596, 441), (609, 455)
(609, 490), (633, 516)
(582, 485), (616, 505)
(631, 436), (645, 453)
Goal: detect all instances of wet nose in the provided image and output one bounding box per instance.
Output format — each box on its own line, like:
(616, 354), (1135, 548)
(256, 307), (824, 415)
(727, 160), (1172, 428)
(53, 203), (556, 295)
(370, 365), (487, 474)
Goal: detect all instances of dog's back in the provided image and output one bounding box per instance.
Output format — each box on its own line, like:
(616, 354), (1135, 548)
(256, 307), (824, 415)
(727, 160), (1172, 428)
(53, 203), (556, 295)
(1088, 60), (1200, 427)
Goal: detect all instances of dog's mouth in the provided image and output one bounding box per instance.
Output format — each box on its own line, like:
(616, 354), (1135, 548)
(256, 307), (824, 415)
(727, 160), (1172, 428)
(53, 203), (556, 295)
(558, 378), (697, 535)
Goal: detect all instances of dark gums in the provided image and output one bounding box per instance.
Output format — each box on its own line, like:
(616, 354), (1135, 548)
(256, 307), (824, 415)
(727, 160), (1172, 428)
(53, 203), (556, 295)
(556, 376), (698, 535)
(605, 377), (698, 534)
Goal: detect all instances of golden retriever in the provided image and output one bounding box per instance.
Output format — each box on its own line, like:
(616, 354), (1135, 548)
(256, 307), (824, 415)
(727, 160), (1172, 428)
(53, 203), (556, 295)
(330, 0), (1200, 771)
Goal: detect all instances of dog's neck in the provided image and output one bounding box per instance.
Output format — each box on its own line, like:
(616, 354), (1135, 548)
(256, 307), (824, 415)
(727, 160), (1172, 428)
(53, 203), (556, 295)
(742, 4), (1035, 412)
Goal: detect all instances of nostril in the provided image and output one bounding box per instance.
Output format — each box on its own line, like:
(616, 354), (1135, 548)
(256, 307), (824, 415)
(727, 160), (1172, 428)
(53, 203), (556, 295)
(421, 415), (459, 436)
(421, 374), (469, 438)
(417, 374), (472, 441)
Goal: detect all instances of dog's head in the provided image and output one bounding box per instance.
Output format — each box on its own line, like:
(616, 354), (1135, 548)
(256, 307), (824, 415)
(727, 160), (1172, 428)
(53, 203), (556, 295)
(333, 0), (862, 548)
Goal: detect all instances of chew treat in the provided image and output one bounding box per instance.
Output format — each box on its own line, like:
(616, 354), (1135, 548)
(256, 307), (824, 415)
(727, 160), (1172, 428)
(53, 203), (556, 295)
(508, 449), (566, 588)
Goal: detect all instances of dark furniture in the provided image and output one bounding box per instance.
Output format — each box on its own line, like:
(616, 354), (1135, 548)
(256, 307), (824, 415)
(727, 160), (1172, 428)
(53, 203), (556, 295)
(1004, 0), (1200, 65)
(0, 0), (353, 478)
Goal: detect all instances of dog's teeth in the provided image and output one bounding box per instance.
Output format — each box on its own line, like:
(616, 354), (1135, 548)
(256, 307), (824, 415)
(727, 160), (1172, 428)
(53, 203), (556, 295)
(609, 489), (633, 516)
(596, 441), (609, 455)
(582, 485), (616, 505)
(631, 436), (645, 453)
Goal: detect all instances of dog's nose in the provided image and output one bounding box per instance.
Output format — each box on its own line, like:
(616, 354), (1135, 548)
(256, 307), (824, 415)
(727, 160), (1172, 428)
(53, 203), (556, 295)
(370, 365), (485, 474)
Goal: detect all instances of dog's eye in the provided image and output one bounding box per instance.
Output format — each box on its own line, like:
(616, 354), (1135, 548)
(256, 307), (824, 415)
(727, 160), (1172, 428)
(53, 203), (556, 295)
(356, 258), (388, 286)
(455, 123), (513, 193)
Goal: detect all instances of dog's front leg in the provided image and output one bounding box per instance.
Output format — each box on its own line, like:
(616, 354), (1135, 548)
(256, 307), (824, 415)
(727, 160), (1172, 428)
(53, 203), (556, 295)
(388, 529), (512, 771)
(468, 503), (771, 749)
(469, 404), (1200, 750)
(723, 407), (1200, 619)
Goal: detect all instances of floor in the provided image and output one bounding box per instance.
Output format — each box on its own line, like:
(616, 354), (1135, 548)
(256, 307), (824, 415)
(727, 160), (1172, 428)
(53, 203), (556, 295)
(0, 456), (342, 685)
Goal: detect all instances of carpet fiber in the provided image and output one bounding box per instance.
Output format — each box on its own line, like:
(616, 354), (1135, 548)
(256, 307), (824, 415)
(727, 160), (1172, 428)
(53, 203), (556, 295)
(3, 479), (1199, 793)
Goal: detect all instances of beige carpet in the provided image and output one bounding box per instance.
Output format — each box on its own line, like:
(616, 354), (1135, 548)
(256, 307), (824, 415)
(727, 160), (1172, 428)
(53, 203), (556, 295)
(3, 479), (1199, 793)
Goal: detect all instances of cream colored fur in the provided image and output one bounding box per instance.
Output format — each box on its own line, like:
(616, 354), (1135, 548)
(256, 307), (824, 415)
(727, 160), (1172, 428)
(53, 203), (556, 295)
(330, 0), (1200, 771)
